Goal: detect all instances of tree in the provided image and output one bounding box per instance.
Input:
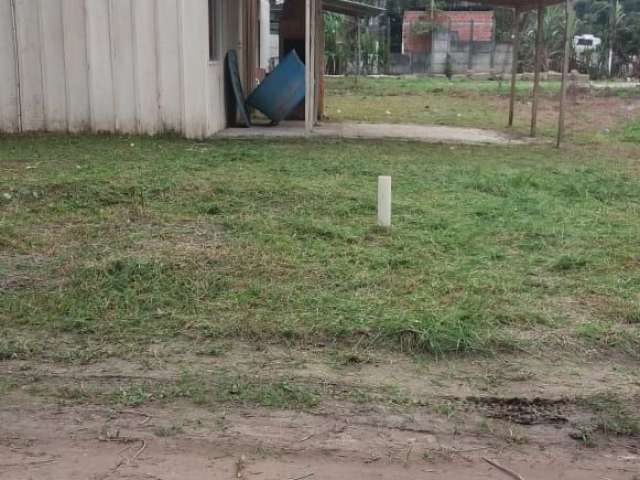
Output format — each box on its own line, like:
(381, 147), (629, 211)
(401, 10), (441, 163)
(574, 0), (640, 76)
(519, 5), (573, 73)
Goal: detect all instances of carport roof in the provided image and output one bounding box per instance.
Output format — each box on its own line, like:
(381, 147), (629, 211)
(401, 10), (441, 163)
(323, 0), (386, 17)
(469, 0), (565, 10)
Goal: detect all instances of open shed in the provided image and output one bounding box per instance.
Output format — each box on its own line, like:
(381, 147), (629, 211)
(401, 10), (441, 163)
(298, 0), (574, 146)
(472, 0), (574, 145)
(276, 0), (384, 122)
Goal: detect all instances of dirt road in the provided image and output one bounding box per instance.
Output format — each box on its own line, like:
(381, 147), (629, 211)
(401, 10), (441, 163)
(1, 344), (638, 479)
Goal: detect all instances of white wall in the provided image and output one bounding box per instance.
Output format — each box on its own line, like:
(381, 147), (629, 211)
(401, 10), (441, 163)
(0, 0), (239, 138)
(0, 0), (20, 132)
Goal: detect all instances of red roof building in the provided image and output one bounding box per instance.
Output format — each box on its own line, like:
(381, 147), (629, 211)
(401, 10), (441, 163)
(402, 10), (495, 54)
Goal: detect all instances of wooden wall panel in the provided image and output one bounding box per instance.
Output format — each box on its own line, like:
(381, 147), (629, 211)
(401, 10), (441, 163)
(39, 0), (68, 130)
(156, 0), (182, 133)
(179, 0), (208, 139)
(1, 0), (230, 137)
(86, 0), (115, 132)
(109, 0), (137, 133)
(61, 0), (90, 132)
(0, 0), (20, 132)
(133, 0), (160, 134)
(14, 0), (45, 131)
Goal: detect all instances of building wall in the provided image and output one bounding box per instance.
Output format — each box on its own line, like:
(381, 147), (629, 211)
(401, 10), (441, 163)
(403, 10), (494, 55)
(0, 0), (239, 138)
(388, 42), (513, 76)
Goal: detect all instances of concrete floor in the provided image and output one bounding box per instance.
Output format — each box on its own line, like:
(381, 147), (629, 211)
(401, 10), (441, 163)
(218, 121), (522, 145)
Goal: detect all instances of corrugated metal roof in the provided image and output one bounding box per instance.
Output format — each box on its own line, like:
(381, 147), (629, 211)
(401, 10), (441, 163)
(468, 0), (565, 10)
(323, 0), (386, 17)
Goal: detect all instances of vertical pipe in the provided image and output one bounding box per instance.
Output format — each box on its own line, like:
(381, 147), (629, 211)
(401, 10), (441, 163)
(378, 176), (392, 228)
(508, 7), (520, 127)
(531, 4), (544, 137)
(557, 0), (572, 147)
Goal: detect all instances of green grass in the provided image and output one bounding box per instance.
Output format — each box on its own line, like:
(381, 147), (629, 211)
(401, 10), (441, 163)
(623, 118), (640, 143)
(43, 371), (321, 410)
(1, 135), (640, 357)
(325, 76), (562, 98)
(0, 378), (16, 397)
(578, 393), (640, 439)
(324, 76), (640, 141)
(325, 76), (537, 133)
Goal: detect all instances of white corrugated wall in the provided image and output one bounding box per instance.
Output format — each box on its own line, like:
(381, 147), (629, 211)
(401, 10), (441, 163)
(0, 0), (238, 138)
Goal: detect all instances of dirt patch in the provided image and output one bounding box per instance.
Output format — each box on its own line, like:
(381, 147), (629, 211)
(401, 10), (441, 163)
(0, 254), (50, 290)
(0, 395), (638, 480)
(466, 396), (570, 426)
(1, 343), (639, 479)
(132, 221), (225, 258)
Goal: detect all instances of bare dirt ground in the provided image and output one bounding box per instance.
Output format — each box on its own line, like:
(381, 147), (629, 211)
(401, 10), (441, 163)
(1, 344), (639, 479)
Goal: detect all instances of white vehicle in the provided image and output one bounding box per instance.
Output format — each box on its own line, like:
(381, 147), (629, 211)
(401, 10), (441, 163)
(574, 34), (602, 55)
(573, 34), (602, 69)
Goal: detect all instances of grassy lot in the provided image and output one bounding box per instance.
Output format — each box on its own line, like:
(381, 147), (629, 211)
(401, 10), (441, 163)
(1, 135), (639, 360)
(324, 76), (640, 141)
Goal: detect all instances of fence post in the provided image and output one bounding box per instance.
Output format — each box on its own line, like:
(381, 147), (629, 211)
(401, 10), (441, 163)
(490, 19), (496, 71)
(508, 8), (521, 127)
(356, 17), (361, 83)
(449, 19), (452, 72)
(468, 19), (474, 71)
(386, 14), (391, 74)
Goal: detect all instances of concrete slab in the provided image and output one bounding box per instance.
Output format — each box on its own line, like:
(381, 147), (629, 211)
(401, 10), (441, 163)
(591, 81), (640, 90)
(219, 121), (523, 145)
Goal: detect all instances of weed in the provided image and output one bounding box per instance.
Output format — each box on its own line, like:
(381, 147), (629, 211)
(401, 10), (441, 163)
(577, 393), (640, 437)
(114, 386), (154, 407)
(552, 255), (588, 272)
(153, 425), (185, 437)
(571, 426), (597, 448)
(576, 323), (640, 358)
(195, 342), (228, 357)
(0, 338), (42, 360)
(0, 378), (16, 397)
(477, 418), (529, 445)
(433, 402), (457, 418)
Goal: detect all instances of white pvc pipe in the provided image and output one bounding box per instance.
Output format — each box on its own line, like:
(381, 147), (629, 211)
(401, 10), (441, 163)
(260, 0), (271, 70)
(378, 176), (392, 227)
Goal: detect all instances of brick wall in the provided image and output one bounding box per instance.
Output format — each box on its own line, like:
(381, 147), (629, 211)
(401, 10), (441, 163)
(402, 10), (494, 54)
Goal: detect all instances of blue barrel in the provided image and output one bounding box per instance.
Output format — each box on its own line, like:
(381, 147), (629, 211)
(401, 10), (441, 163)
(247, 50), (306, 124)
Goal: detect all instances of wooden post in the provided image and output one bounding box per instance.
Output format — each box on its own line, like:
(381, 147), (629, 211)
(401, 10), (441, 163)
(316, 0), (324, 121)
(608, 0), (617, 77)
(305, 0), (314, 134)
(531, 4), (545, 137)
(508, 7), (520, 127)
(356, 17), (361, 84)
(490, 17), (496, 71)
(557, 0), (573, 147)
(468, 19), (475, 72)
(386, 14), (391, 74)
